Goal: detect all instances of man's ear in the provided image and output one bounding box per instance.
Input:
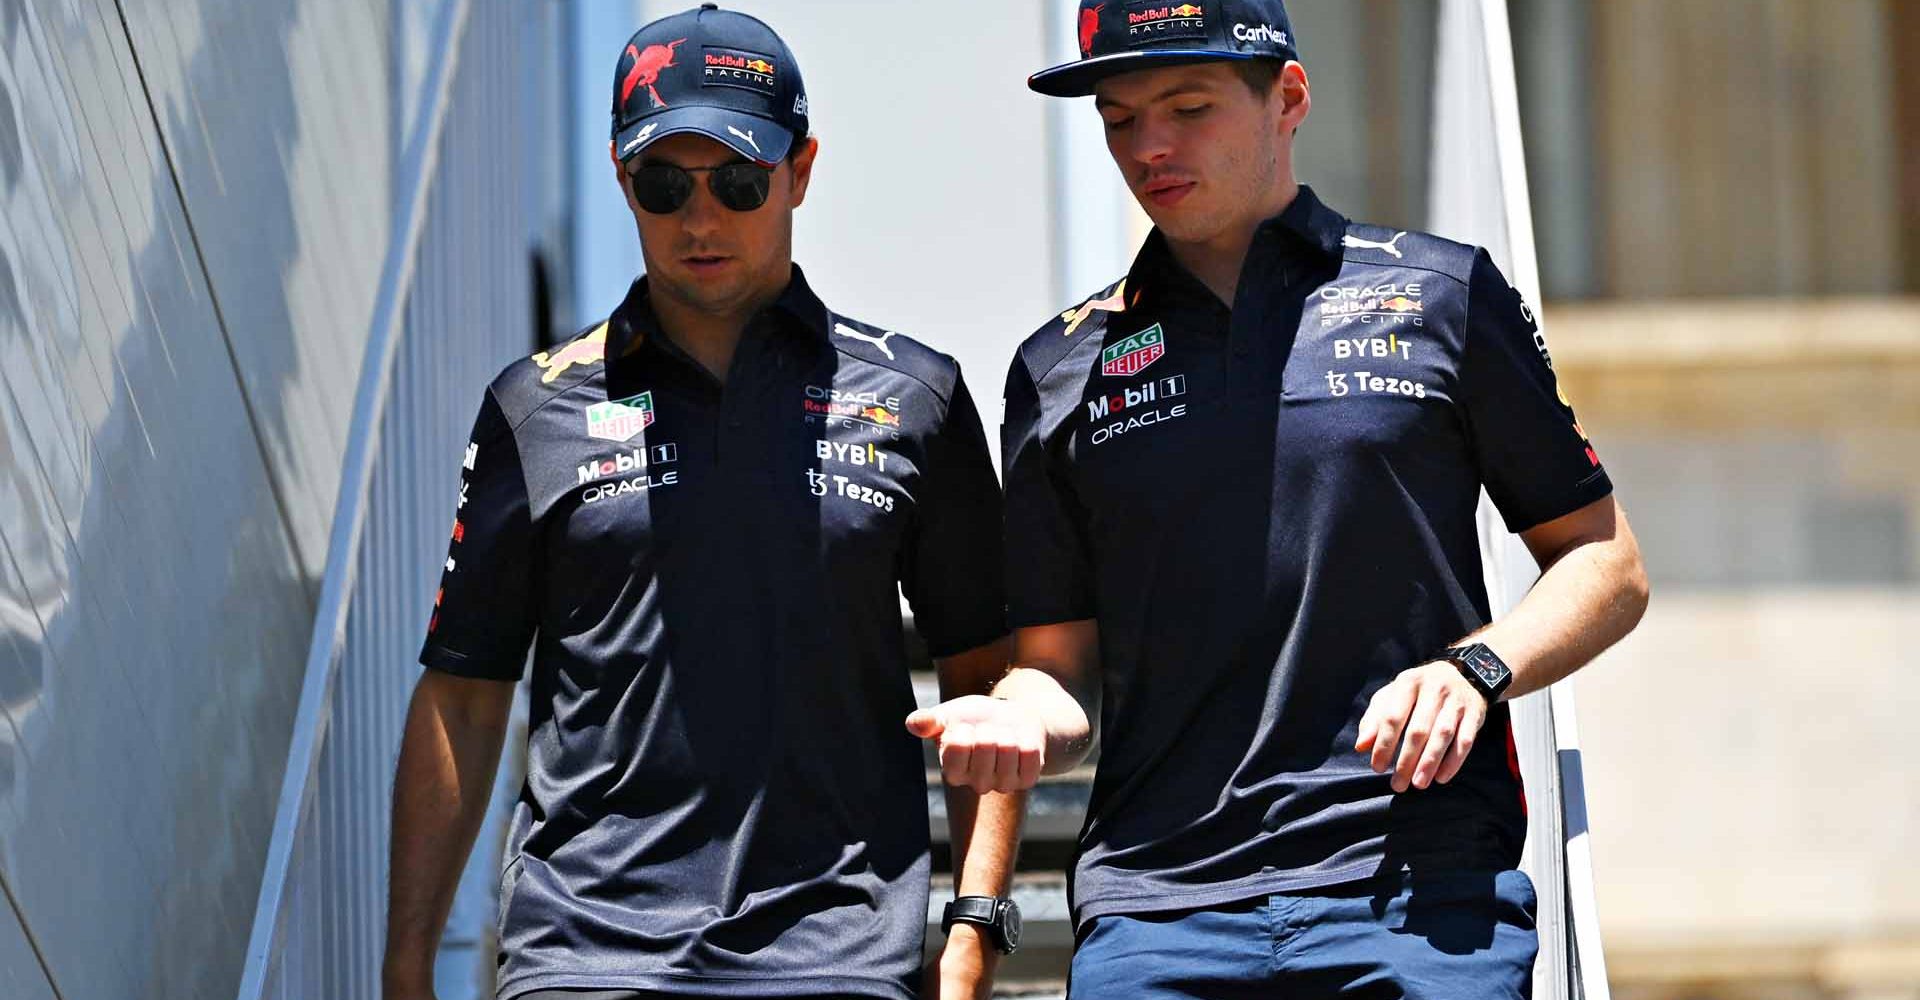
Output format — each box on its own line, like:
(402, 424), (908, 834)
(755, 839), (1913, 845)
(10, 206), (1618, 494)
(1278, 62), (1311, 135)
(786, 136), (820, 208)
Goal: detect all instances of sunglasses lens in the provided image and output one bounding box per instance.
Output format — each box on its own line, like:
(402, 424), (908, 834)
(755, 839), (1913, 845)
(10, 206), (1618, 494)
(710, 164), (772, 212)
(630, 165), (693, 214)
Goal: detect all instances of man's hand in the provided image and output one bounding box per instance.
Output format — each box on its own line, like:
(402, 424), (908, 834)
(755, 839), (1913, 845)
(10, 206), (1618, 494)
(906, 695), (1047, 793)
(921, 924), (998, 1000)
(1355, 662), (1489, 793)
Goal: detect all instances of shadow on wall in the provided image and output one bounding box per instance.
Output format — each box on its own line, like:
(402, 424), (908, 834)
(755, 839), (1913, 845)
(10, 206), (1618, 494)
(0, 0), (390, 996)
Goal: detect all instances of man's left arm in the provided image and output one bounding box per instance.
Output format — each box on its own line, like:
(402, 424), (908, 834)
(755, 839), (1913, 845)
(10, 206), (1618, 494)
(1358, 249), (1650, 793)
(1357, 495), (1649, 792)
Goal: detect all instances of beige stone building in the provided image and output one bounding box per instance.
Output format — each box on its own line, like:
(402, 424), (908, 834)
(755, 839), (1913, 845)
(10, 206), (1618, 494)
(1509, 3), (1918, 997)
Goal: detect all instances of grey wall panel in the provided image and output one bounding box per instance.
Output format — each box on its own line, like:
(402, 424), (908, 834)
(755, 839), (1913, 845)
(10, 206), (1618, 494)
(0, 0), (353, 997)
(0, 898), (55, 1000)
(245, 2), (556, 997)
(119, 0), (397, 575)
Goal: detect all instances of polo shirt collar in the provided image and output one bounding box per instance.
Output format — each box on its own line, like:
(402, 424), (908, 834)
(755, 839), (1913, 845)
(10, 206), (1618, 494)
(1124, 184), (1348, 308)
(604, 263), (834, 367)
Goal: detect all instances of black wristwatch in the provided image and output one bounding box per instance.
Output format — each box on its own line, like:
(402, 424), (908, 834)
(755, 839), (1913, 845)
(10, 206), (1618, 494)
(1439, 642), (1513, 705)
(942, 895), (1022, 955)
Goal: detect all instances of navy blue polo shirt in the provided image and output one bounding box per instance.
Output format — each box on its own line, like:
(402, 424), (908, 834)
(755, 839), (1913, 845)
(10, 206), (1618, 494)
(1002, 186), (1613, 929)
(421, 266), (1005, 1000)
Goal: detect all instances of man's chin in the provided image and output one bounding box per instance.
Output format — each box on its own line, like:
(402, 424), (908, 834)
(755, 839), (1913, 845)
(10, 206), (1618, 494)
(1150, 211), (1228, 245)
(666, 272), (767, 313)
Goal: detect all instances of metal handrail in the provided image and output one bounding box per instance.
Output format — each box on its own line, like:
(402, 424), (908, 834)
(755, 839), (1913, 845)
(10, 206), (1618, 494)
(1440, 2), (1614, 997)
(234, 3), (473, 996)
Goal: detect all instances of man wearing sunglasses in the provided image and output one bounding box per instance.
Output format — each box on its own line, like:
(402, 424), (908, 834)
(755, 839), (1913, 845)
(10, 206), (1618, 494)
(383, 6), (1014, 1000)
(912, 0), (1650, 997)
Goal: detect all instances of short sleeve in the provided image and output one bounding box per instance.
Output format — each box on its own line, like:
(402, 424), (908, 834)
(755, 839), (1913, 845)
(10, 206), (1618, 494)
(418, 388), (539, 680)
(1459, 249), (1614, 533)
(1001, 354), (1096, 627)
(899, 368), (1008, 658)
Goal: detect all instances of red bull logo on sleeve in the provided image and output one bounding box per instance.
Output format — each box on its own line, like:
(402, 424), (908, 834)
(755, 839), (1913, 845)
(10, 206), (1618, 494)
(533, 324), (608, 384)
(1061, 278), (1132, 337)
(586, 391), (655, 443)
(1102, 323), (1167, 377)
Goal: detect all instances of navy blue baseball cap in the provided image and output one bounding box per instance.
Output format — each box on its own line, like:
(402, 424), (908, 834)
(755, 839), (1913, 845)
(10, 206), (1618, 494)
(1031, 0), (1299, 97)
(611, 3), (810, 165)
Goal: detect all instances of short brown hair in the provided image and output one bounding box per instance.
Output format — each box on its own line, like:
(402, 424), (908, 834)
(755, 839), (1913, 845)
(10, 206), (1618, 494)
(1232, 58), (1286, 99)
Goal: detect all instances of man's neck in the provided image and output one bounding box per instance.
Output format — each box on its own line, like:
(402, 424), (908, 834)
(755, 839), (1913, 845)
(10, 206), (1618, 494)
(649, 272), (789, 384)
(1165, 180), (1300, 308)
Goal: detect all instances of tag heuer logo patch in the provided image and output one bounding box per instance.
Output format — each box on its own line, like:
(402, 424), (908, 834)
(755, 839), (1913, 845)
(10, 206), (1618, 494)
(586, 392), (655, 442)
(1102, 324), (1166, 377)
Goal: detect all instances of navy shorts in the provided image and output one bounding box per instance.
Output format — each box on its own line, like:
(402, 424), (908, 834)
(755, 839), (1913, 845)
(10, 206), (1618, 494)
(1068, 869), (1539, 999)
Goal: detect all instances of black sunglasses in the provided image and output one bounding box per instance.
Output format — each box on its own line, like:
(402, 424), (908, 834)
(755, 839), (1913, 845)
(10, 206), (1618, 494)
(628, 161), (775, 214)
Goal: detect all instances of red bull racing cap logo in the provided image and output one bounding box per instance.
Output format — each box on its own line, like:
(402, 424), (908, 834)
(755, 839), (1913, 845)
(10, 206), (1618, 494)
(703, 46), (778, 97)
(1126, 1), (1208, 45)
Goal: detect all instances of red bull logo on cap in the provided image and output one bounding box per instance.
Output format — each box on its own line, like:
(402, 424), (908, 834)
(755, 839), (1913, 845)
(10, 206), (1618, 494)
(703, 46), (778, 97)
(1079, 3), (1107, 57)
(622, 39), (685, 110)
(1125, 1), (1208, 44)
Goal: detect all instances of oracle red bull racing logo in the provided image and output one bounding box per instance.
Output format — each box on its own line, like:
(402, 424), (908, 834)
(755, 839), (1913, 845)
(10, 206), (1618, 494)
(622, 39), (685, 109)
(1317, 283), (1426, 328)
(586, 391), (655, 443)
(1126, 2), (1207, 44)
(1102, 323), (1166, 377)
(803, 384), (903, 433)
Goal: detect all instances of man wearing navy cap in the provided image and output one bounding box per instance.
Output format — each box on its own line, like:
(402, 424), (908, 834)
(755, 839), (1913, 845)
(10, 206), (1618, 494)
(383, 7), (1015, 999)
(912, 1), (1650, 996)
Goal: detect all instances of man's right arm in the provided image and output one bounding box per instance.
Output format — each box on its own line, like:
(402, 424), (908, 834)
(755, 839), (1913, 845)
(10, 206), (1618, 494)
(907, 348), (1102, 787)
(907, 619), (1100, 791)
(382, 670), (516, 1000)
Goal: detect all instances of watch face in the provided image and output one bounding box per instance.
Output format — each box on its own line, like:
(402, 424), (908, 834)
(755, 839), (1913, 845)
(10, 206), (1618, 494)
(1455, 644), (1510, 694)
(998, 899), (1022, 950)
